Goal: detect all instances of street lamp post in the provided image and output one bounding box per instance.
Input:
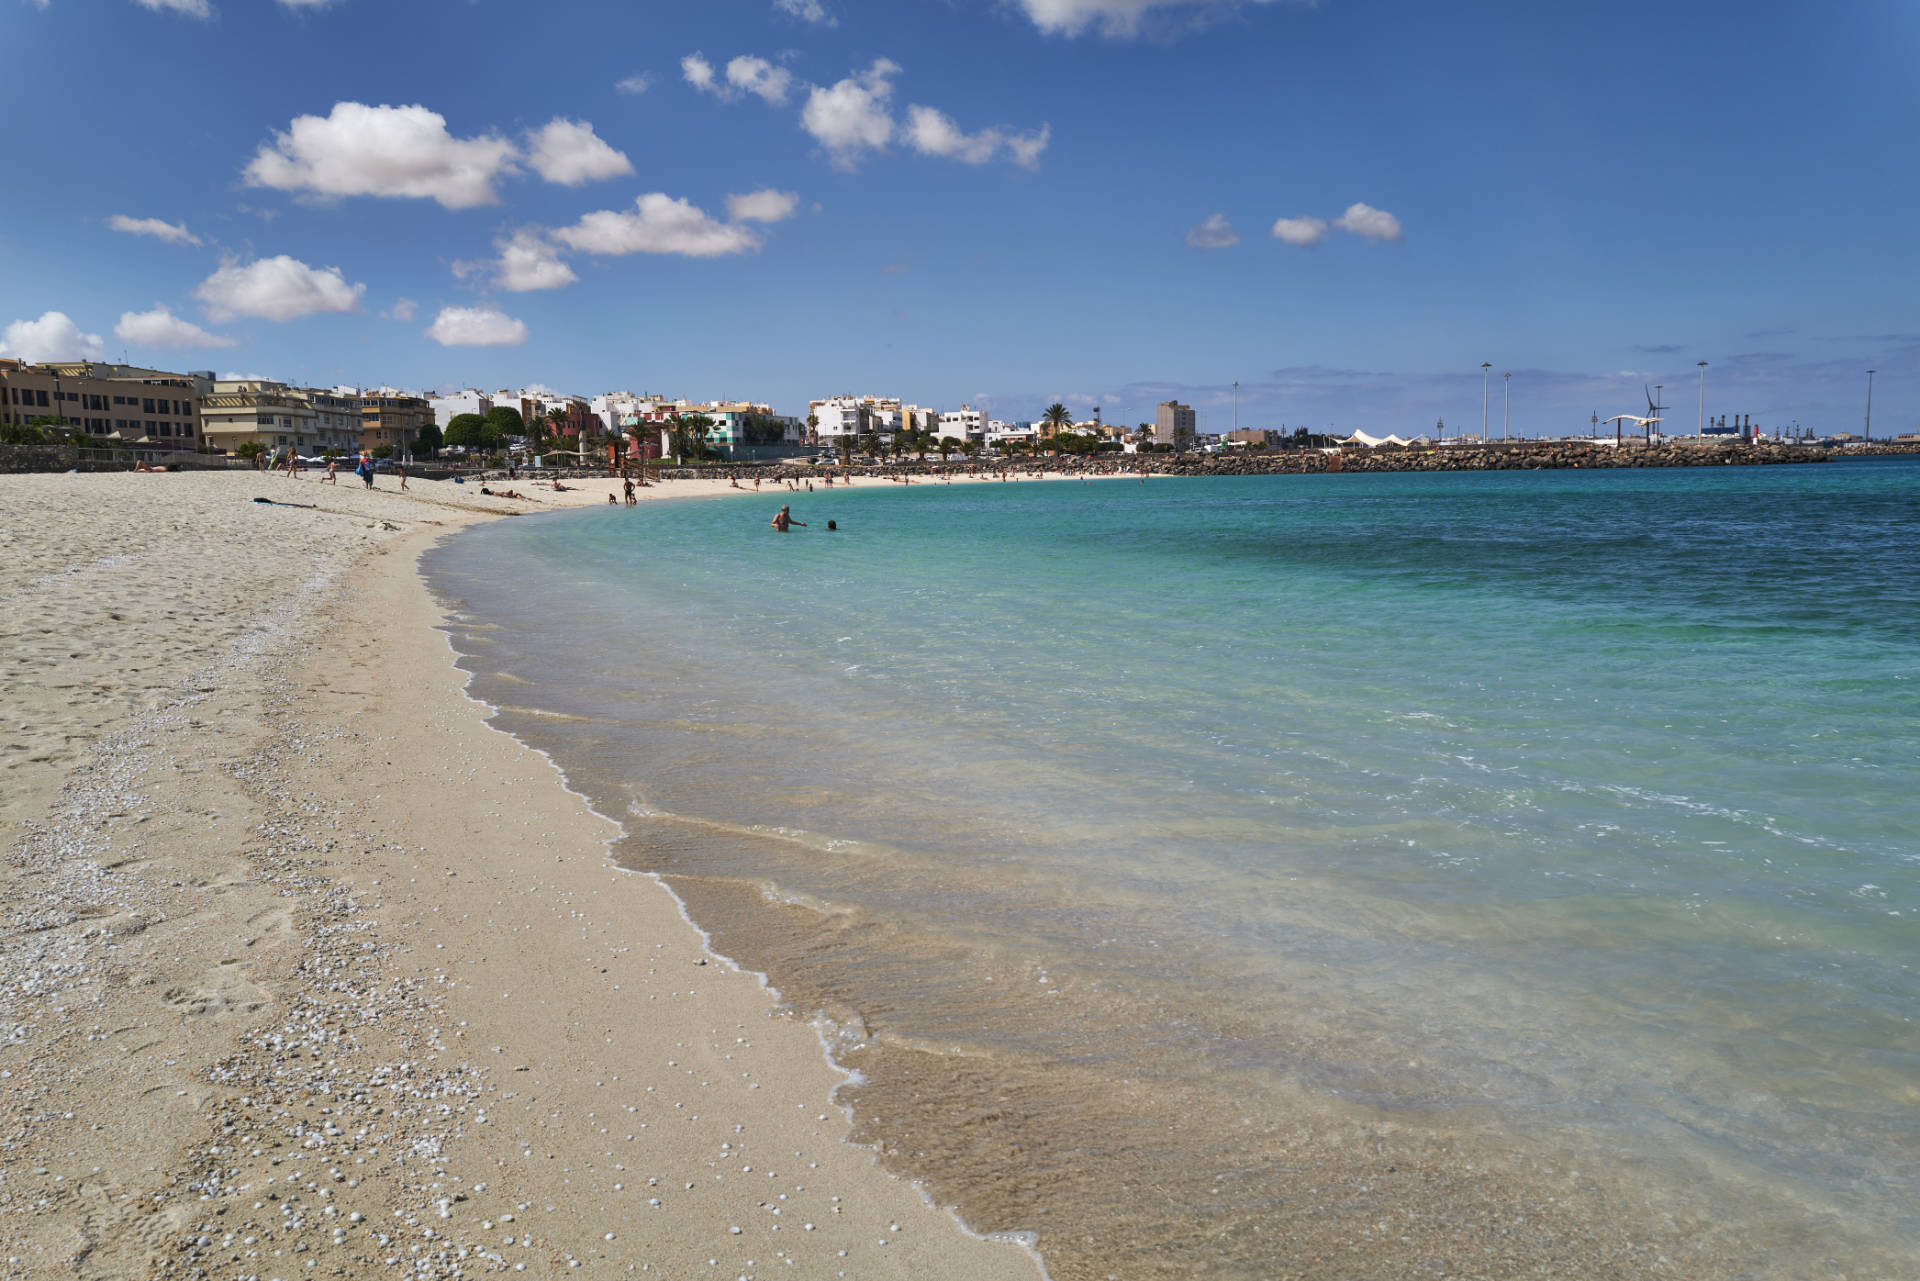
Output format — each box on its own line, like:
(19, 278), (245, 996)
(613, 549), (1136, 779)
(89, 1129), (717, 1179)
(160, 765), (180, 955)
(1503, 371), (1511, 441)
(1697, 361), (1708, 442)
(1233, 380), (1238, 435)
(1481, 362), (1492, 443)
(1866, 370), (1876, 441)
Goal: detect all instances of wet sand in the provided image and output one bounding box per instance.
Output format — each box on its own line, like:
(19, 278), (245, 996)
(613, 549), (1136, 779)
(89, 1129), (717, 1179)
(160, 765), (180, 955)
(0, 470), (1041, 1279)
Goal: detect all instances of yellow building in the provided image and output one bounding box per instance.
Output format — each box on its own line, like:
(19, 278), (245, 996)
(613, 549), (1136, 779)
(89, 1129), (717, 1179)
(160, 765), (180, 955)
(0, 358), (204, 453)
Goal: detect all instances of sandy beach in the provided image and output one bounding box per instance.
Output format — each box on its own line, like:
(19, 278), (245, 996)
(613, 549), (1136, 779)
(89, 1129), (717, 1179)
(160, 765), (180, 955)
(0, 469), (1043, 1280)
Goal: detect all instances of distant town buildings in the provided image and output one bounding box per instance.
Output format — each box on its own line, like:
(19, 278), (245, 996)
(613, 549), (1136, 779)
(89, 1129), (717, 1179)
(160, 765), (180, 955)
(1156, 400), (1196, 448)
(0, 358), (205, 452)
(428, 389), (492, 428)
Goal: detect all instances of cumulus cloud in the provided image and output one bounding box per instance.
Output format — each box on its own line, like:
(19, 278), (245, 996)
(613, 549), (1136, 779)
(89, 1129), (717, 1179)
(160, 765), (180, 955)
(0, 312), (107, 363)
(615, 73), (652, 95)
(133, 0), (212, 18)
(682, 53), (718, 93)
(243, 102), (520, 210)
(551, 194), (762, 258)
(524, 118), (633, 186)
(1270, 215), (1328, 246)
(1005, 125), (1052, 168)
(425, 305), (529, 348)
(108, 215), (202, 247)
(1186, 213), (1239, 249)
(773, 0), (835, 25)
(801, 60), (900, 167)
(114, 305), (239, 350)
(489, 229), (580, 292)
(726, 56), (794, 106)
(907, 104), (1048, 168)
(726, 189), (800, 224)
(195, 255), (365, 323)
(1015, 0), (1278, 37)
(1334, 201), (1403, 241)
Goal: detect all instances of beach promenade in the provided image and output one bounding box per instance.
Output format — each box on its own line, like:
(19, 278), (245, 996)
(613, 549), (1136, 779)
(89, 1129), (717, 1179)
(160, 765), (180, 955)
(0, 471), (1042, 1280)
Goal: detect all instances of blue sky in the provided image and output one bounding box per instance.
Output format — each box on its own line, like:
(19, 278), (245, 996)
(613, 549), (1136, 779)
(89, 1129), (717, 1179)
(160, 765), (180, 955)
(3, 0), (1915, 436)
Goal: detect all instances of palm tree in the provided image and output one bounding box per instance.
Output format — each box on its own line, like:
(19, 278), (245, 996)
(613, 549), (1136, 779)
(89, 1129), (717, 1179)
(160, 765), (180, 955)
(1042, 403), (1073, 437)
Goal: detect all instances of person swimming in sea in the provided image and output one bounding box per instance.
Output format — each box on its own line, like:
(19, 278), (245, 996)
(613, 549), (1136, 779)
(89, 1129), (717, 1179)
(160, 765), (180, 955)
(770, 504), (805, 532)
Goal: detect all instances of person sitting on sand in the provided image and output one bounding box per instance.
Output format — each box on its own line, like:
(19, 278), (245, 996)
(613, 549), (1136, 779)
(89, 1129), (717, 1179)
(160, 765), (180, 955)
(134, 460), (153, 472)
(551, 480), (574, 492)
(608, 492), (618, 504)
(770, 504), (805, 532)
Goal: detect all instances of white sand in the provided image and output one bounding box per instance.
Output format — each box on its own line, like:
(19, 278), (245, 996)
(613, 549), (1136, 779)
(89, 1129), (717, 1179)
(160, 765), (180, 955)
(0, 470), (1042, 1280)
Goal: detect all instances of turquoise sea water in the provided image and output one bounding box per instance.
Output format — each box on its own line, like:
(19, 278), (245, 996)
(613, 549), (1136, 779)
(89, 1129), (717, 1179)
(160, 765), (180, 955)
(425, 459), (1919, 1279)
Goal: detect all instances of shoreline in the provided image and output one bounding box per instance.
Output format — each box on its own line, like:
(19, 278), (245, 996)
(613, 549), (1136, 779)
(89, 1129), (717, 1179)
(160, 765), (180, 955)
(0, 470), (1043, 1279)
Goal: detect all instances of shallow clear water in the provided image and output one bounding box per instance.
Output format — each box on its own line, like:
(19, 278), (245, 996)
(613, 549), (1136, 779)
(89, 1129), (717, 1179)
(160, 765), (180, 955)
(426, 459), (1920, 1279)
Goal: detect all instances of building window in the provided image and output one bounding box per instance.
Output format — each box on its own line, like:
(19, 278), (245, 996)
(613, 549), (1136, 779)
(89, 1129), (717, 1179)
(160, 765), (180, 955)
(142, 398), (155, 414)
(37, 390), (49, 407)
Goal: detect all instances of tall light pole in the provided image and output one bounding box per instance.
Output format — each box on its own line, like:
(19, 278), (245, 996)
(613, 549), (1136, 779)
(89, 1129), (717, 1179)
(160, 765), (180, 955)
(1697, 361), (1708, 442)
(1866, 369), (1876, 441)
(1232, 380), (1239, 434)
(1481, 362), (1492, 443)
(1503, 371), (1511, 441)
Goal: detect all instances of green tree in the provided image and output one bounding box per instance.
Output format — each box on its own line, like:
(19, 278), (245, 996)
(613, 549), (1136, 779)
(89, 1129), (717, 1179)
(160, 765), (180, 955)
(1042, 403), (1073, 437)
(444, 413), (485, 450)
(233, 440), (267, 461)
(805, 413), (819, 444)
(372, 444), (395, 460)
(938, 435), (961, 461)
(483, 405), (525, 444)
(414, 422), (443, 456)
(836, 432), (854, 465)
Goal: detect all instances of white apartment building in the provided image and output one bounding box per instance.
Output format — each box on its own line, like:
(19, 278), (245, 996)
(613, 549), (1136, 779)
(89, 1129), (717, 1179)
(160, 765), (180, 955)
(809, 395), (903, 442)
(939, 405), (986, 442)
(428, 389), (491, 428)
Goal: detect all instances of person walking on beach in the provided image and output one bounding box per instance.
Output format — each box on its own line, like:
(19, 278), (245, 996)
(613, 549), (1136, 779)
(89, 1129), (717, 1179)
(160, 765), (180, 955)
(324, 459), (338, 485)
(397, 461), (409, 491)
(356, 452), (375, 489)
(623, 477), (636, 506)
(770, 504), (805, 532)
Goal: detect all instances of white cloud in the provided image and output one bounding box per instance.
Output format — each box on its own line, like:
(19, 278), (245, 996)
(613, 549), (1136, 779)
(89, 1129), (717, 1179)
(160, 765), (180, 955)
(490, 229), (579, 292)
(727, 189), (800, 224)
(524, 118), (634, 186)
(195, 255), (365, 323)
(426, 306), (528, 348)
(1270, 215), (1328, 246)
(726, 56), (794, 106)
(904, 106), (1002, 165)
(1186, 213), (1239, 249)
(114, 305), (239, 350)
(1334, 201), (1403, 241)
(384, 298), (418, 321)
(552, 194), (762, 258)
(1005, 125), (1051, 168)
(243, 102), (519, 210)
(1015, 0), (1278, 37)
(615, 73), (652, 95)
(133, 0), (212, 18)
(277, 0), (339, 7)
(682, 53), (718, 93)
(801, 60), (899, 168)
(108, 214), (202, 247)
(773, 0), (835, 25)
(0, 312), (107, 363)
(901, 106), (1049, 168)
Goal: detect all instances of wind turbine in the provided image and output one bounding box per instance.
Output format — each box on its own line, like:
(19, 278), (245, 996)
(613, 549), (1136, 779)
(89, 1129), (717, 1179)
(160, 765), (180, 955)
(1601, 385), (1663, 446)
